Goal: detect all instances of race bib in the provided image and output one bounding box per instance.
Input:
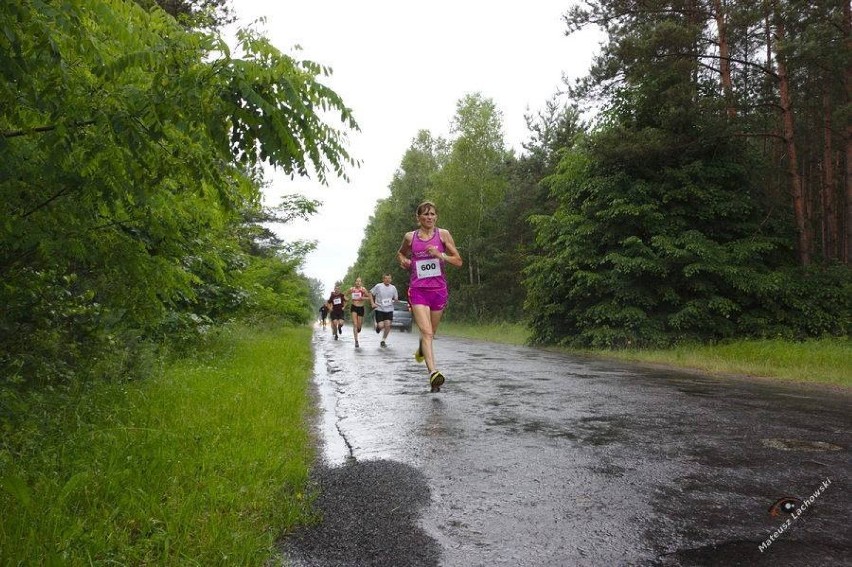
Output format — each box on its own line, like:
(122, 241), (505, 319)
(381, 298), (392, 307)
(332, 298), (342, 305)
(415, 258), (442, 279)
(352, 291), (362, 300)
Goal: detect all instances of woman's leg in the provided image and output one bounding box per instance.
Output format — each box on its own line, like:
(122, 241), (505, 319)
(352, 313), (360, 343)
(428, 309), (444, 369)
(430, 309), (444, 336)
(412, 305), (445, 372)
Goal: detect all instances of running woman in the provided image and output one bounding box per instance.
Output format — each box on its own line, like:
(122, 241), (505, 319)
(346, 277), (372, 348)
(397, 201), (462, 392)
(326, 284), (346, 340)
(370, 273), (399, 347)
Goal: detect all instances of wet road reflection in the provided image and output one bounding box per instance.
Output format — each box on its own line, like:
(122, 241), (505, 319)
(310, 327), (850, 566)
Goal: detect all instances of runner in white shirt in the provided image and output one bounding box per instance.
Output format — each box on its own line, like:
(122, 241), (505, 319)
(370, 274), (399, 347)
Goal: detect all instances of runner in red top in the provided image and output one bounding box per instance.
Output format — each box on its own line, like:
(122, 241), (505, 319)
(397, 201), (462, 392)
(346, 277), (372, 348)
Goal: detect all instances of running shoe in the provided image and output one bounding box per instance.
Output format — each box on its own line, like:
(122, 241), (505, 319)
(429, 370), (445, 392)
(355, 340), (360, 348)
(380, 340), (386, 347)
(414, 340), (424, 363)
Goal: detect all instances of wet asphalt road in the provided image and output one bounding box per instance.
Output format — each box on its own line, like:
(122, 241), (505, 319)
(281, 326), (850, 566)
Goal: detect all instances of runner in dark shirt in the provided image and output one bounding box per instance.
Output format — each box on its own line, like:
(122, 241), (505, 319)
(326, 284), (346, 340)
(319, 304), (329, 329)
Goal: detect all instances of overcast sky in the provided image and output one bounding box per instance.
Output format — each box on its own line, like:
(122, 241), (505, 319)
(229, 1), (602, 295)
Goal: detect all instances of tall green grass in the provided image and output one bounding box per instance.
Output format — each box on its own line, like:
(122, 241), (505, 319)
(605, 338), (851, 386)
(440, 322), (850, 387)
(440, 321), (529, 346)
(0, 324), (316, 565)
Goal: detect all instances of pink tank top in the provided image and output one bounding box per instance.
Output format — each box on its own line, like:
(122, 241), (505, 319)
(409, 229), (446, 290)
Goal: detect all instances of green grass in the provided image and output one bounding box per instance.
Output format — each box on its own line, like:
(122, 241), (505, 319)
(602, 338), (851, 387)
(440, 322), (850, 388)
(0, 324), (316, 565)
(440, 320), (530, 346)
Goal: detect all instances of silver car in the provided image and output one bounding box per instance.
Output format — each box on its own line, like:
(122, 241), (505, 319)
(389, 300), (413, 332)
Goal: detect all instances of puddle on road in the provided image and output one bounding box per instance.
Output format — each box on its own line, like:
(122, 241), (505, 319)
(482, 413), (624, 445)
(761, 438), (843, 452)
(677, 388), (721, 398)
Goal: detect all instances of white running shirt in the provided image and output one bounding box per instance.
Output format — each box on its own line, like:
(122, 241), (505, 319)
(370, 283), (398, 312)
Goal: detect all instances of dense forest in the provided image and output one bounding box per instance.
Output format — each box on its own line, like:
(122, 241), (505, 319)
(1, 0), (357, 386)
(343, 0), (850, 348)
(2, 0), (849, 391)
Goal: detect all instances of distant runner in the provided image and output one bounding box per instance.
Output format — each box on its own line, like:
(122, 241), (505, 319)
(397, 201), (462, 392)
(370, 273), (399, 347)
(319, 303), (329, 329)
(326, 284), (346, 341)
(346, 277), (372, 348)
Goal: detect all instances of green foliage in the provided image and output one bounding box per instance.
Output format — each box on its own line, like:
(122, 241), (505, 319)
(1, 0), (356, 385)
(431, 94), (510, 299)
(736, 264), (851, 339)
(236, 254), (314, 324)
(342, 94), (533, 321)
(525, 118), (849, 347)
(522, 0), (850, 348)
(133, 0), (236, 30)
(566, 0), (849, 265)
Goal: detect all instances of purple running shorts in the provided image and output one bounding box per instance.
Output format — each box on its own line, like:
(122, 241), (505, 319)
(408, 287), (449, 311)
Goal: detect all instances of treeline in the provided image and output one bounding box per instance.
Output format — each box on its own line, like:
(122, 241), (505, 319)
(343, 0), (850, 347)
(1, 0), (357, 386)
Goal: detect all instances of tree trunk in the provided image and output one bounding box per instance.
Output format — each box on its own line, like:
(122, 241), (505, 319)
(467, 237), (475, 285)
(844, 0), (852, 264)
(822, 90), (838, 261)
(773, 10), (811, 265)
(712, 0), (736, 118)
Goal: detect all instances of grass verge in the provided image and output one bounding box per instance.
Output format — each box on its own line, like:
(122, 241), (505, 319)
(440, 322), (850, 388)
(0, 323), (316, 565)
(440, 321), (529, 346)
